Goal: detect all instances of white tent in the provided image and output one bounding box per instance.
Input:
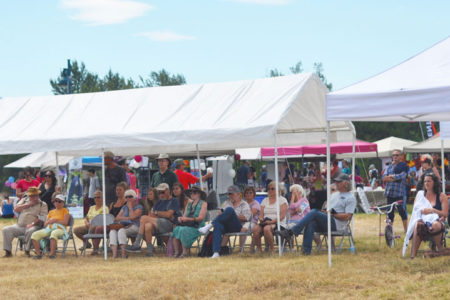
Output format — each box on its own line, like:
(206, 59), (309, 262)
(403, 133), (450, 153)
(338, 136), (416, 159)
(0, 73), (352, 156)
(326, 37), (450, 264)
(4, 152), (72, 168)
(0, 73), (354, 260)
(327, 36), (450, 122)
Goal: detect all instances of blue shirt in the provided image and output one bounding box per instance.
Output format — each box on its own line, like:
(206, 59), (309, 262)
(154, 198), (181, 223)
(383, 162), (408, 198)
(120, 204), (143, 227)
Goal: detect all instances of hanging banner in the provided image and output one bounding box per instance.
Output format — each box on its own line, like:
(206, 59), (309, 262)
(425, 121), (434, 138)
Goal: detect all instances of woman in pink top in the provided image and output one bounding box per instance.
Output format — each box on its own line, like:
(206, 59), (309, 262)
(288, 184), (310, 224)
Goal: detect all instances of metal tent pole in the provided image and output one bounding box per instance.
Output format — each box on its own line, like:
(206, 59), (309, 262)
(326, 121), (332, 267)
(101, 150), (108, 261)
(274, 133), (282, 257)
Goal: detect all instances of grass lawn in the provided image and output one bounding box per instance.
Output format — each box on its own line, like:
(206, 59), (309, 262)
(0, 210), (449, 300)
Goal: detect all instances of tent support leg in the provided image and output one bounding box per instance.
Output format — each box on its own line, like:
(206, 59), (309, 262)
(326, 121), (332, 267)
(274, 133), (282, 257)
(442, 139), (445, 193)
(101, 150), (107, 261)
(196, 144), (203, 190)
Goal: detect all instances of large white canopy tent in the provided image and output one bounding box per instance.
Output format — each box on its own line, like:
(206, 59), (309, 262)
(326, 36), (450, 265)
(337, 136), (416, 159)
(4, 152), (72, 168)
(403, 133), (450, 153)
(0, 73), (354, 259)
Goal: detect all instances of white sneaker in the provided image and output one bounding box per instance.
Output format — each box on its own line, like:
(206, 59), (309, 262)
(198, 223), (213, 234)
(210, 252), (220, 259)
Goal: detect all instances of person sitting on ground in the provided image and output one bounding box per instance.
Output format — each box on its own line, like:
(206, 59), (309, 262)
(198, 185), (251, 258)
(252, 181), (288, 254)
(139, 188), (159, 215)
(172, 186), (208, 258)
(109, 189), (143, 258)
(91, 181), (127, 254)
(173, 183), (189, 214)
(407, 174), (448, 259)
(173, 159), (211, 190)
(283, 174), (356, 255)
(241, 186), (260, 251)
(16, 167), (40, 199)
(38, 170), (60, 211)
(73, 190), (109, 253)
(288, 184), (310, 225)
(125, 183), (180, 257)
(2, 187), (48, 257)
(31, 194), (69, 259)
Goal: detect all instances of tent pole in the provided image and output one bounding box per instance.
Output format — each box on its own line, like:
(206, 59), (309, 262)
(101, 150), (107, 261)
(196, 144), (203, 190)
(442, 139), (445, 193)
(351, 126), (356, 191)
(274, 133), (282, 257)
(55, 152), (61, 188)
(326, 121), (332, 267)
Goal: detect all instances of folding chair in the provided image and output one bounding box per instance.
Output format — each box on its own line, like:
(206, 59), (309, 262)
(224, 222), (253, 253)
(81, 214), (115, 256)
(14, 235), (25, 255)
(193, 209), (220, 254)
(316, 217), (355, 254)
(56, 214), (78, 257)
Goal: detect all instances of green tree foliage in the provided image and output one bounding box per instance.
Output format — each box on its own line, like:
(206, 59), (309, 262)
(50, 60), (186, 95)
(139, 69), (186, 87)
(354, 122), (430, 143)
(268, 61), (332, 90)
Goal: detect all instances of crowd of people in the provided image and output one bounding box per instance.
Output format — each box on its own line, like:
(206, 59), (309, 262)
(2, 149), (449, 259)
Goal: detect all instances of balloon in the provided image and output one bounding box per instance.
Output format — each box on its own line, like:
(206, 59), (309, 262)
(227, 156), (234, 164)
(207, 167), (213, 174)
(134, 155), (143, 163)
(5, 180), (11, 187)
(184, 160), (190, 167)
(200, 162), (206, 171)
(235, 154), (241, 161)
(11, 182), (17, 189)
(8, 176), (15, 183)
(228, 169), (236, 178)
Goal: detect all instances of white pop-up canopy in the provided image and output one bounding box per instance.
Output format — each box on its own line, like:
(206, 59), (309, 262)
(338, 136), (417, 159)
(327, 36), (450, 122)
(403, 133), (450, 153)
(0, 73), (352, 156)
(4, 152), (72, 168)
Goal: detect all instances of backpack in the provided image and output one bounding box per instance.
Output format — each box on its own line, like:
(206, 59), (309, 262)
(198, 231), (213, 257)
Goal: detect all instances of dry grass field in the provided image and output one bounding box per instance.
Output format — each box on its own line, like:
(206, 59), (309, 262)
(1, 211), (450, 300)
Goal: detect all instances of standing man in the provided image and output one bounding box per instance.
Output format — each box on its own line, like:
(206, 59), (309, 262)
(382, 149), (408, 232)
(236, 161), (250, 190)
(150, 154), (178, 190)
(198, 185), (251, 258)
(104, 151), (127, 207)
(2, 187), (48, 257)
(87, 169), (101, 207)
(173, 158), (211, 190)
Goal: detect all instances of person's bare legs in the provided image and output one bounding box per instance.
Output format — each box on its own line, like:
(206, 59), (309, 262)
(144, 222), (155, 245)
(32, 239), (41, 256)
(120, 244), (127, 258)
(111, 245), (118, 258)
(402, 219), (408, 233)
(49, 238), (57, 256)
(239, 227), (248, 251)
(264, 225), (275, 254)
(173, 238), (181, 257)
(410, 223), (422, 259)
(253, 225), (263, 252)
(431, 221), (445, 252)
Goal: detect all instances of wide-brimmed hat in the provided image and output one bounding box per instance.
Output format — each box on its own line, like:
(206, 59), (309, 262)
(156, 183), (170, 191)
(186, 186), (206, 200)
(156, 153), (171, 164)
(334, 173), (350, 182)
(27, 187), (41, 196)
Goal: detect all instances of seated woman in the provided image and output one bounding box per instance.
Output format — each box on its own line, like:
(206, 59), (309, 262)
(109, 189), (143, 258)
(173, 183), (189, 215)
(73, 190), (109, 253)
(92, 182), (127, 254)
(252, 181), (288, 254)
(239, 186), (260, 251)
(31, 194), (69, 259)
(140, 188), (158, 215)
(171, 186), (207, 258)
(409, 174), (448, 259)
(288, 184), (310, 225)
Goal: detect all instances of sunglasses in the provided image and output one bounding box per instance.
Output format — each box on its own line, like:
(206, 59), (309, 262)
(45, 174), (52, 177)
(158, 191), (166, 194)
(53, 200), (64, 203)
(392, 154), (400, 157)
(125, 195), (134, 199)
(268, 188), (276, 191)
(94, 196), (102, 199)
(191, 190), (200, 194)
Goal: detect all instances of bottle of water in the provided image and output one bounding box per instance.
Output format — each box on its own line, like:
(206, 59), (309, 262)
(350, 246), (356, 254)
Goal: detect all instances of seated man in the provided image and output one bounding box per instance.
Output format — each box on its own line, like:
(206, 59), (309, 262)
(125, 183), (180, 256)
(2, 187), (48, 257)
(283, 174), (356, 255)
(198, 185), (251, 258)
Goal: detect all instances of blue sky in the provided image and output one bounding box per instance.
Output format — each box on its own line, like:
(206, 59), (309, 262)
(0, 0), (449, 97)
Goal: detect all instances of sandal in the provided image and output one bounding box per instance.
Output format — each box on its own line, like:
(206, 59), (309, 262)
(49, 255), (56, 259)
(33, 255), (42, 260)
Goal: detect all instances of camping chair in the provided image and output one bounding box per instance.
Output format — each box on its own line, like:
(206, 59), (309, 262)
(81, 214), (115, 256)
(193, 209), (220, 254)
(14, 235), (26, 255)
(315, 217), (355, 254)
(55, 214), (78, 257)
(224, 222), (253, 254)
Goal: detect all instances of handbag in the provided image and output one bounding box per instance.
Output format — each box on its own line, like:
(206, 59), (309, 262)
(109, 223), (125, 230)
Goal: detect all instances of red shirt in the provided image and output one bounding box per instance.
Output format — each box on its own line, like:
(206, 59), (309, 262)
(174, 169), (198, 190)
(16, 179), (40, 194)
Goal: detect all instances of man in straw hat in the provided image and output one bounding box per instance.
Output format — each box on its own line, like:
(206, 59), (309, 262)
(150, 154), (178, 190)
(2, 187), (48, 257)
